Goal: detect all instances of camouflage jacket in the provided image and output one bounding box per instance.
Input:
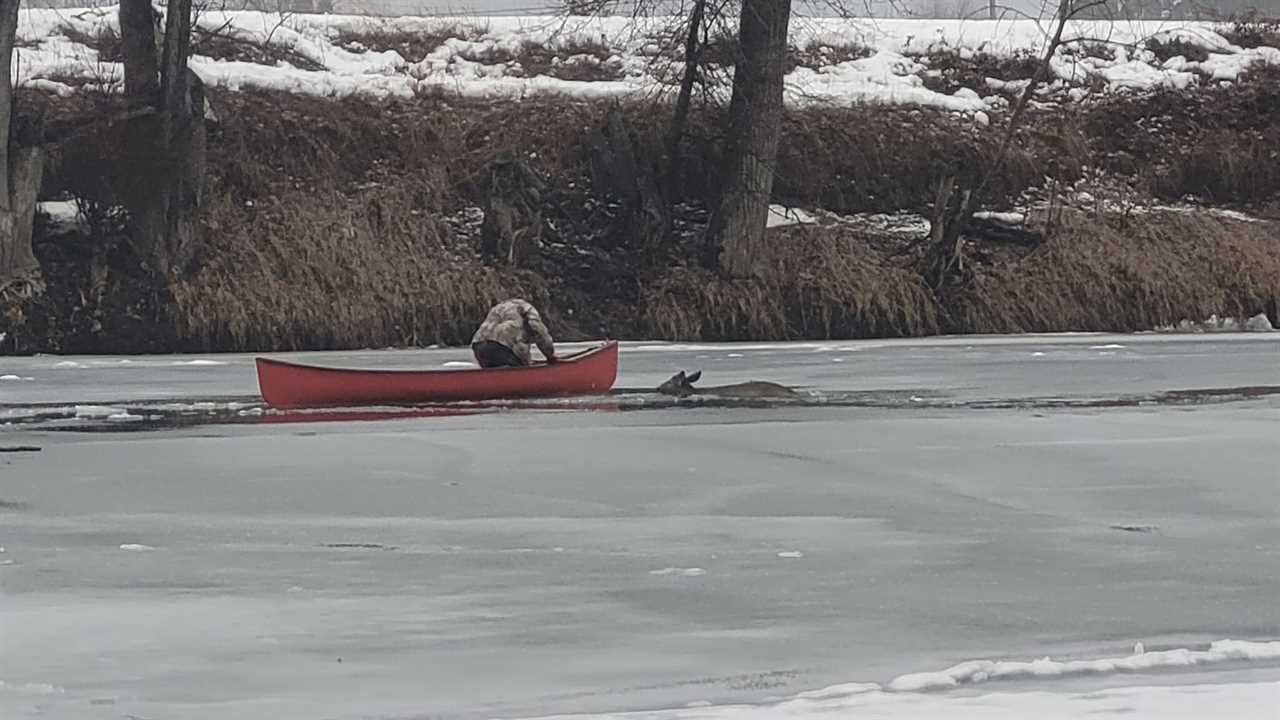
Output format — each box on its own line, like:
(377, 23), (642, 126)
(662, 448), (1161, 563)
(471, 299), (555, 364)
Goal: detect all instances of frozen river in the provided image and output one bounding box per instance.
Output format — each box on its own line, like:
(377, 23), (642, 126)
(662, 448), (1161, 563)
(2, 333), (1279, 719)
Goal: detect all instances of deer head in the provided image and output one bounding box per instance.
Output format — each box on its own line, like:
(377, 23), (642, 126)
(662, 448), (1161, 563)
(657, 370), (702, 397)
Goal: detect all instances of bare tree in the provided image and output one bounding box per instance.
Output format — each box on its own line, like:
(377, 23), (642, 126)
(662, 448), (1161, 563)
(0, 0), (45, 292)
(925, 0), (1107, 287)
(119, 0), (207, 278)
(667, 0), (709, 173)
(704, 0), (792, 278)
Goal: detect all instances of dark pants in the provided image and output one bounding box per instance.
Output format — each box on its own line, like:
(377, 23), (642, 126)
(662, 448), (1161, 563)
(472, 340), (525, 368)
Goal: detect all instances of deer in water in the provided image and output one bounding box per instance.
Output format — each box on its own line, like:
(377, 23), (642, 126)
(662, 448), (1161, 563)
(656, 370), (798, 399)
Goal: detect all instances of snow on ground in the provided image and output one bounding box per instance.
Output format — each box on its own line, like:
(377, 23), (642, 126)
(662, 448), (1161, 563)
(13, 7), (1280, 112)
(766, 205), (818, 228)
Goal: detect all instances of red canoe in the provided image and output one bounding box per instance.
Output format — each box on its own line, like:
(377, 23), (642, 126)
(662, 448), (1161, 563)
(255, 341), (619, 409)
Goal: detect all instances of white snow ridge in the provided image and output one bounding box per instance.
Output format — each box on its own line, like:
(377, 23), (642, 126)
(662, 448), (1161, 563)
(13, 9), (1280, 116)
(887, 640), (1280, 692)
(513, 641), (1280, 720)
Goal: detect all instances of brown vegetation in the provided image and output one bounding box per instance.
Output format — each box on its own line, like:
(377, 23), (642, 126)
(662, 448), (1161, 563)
(333, 25), (460, 62)
(644, 225), (938, 340)
(958, 211), (1280, 334)
(1218, 13), (1280, 50)
(7, 48), (1280, 352)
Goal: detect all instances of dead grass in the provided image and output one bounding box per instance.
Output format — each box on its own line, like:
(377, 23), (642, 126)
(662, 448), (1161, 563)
(770, 105), (1056, 216)
(58, 22), (122, 63)
(698, 30), (872, 74)
(1154, 128), (1280, 204)
(173, 185), (534, 351)
(642, 225), (938, 340)
(192, 29), (327, 72)
(444, 36), (624, 81)
(1085, 65), (1280, 203)
(1218, 12), (1280, 50)
(333, 25), (460, 61)
(791, 39), (874, 70)
(920, 48), (1041, 96)
(1145, 36), (1210, 64)
(956, 211), (1280, 333)
(19, 68), (1280, 351)
(162, 90), (602, 350)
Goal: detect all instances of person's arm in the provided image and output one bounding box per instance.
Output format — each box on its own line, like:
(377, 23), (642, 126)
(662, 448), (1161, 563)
(521, 305), (556, 362)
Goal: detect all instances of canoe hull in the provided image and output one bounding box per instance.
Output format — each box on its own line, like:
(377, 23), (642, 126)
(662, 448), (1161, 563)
(256, 341), (619, 409)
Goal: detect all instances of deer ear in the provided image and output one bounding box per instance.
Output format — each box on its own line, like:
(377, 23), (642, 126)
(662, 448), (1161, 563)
(687, 371), (701, 384)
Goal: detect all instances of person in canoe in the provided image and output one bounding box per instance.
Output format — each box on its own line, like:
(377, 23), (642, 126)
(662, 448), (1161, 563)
(471, 298), (558, 368)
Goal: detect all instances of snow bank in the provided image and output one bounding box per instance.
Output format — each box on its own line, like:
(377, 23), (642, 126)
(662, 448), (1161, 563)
(515, 678), (1280, 719)
(510, 641), (1280, 720)
(514, 645), (1280, 717)
(888, 640), (1280, 692)
(13, 8), (1280, 112)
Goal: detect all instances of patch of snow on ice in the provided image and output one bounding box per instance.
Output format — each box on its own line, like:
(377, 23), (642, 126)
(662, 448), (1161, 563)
(74, 405), (126, 419)
(119, 544), (156, 551)
(0, 680), (64, 695)
(793, 682), (881, 701)
(172, 359), (226, 366)
(442, 361), (475, 367)
(0, 374), (33, 381)
(53, 360), (86, 369)
(649, 567), (706, 577)
(777, 551), (805, 558)
(1090, 344), (1126, 349)
(107, 412), (143, 422)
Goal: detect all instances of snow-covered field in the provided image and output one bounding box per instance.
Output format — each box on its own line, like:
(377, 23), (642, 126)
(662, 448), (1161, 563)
(15, 6), (1280, 113)
(3, 335), (1280, 719)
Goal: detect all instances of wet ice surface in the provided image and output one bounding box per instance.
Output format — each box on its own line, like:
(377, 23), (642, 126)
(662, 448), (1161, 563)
(2, 334), (1279, 719)
(3, 333), (1280, 428)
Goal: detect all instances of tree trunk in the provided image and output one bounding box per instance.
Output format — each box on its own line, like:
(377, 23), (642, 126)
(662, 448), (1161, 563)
(119, 0), (205, 278)
(0, 0), (46, 288)
(119, 0), (160, 101)
(705, 0), (792, 278)
(0, 0), (17, 206)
